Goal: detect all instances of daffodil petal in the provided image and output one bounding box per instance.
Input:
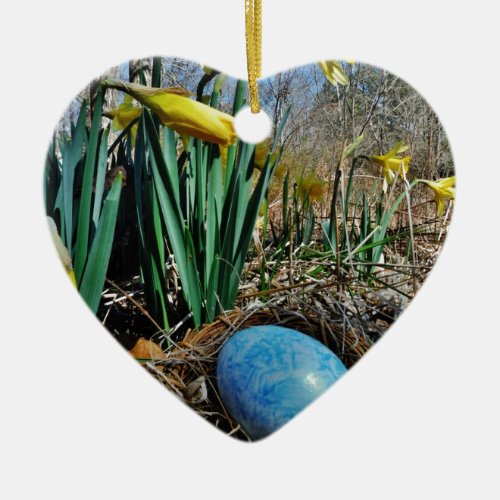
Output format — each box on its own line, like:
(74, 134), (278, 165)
(420, 176), (456, 217)
(318, 60), (349, 86)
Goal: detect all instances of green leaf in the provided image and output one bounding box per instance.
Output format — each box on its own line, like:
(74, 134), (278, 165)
(79, 172), (122, 313)
(221, 108), (290, 307)
(152, 57), (162, 88)
(183, 228), (203, 326)
(132, 118), (168, 331)
(327, 169), (341, 255)
(144, 111), (202, 325)
(106, 116), (140, 157)
(282, 172), (289, 237)
(205, 147), (223, 291)
(162, 126), (180, 204)
(61, 100), (87, 255)
(372, 179), (419, 264)
(91, 127), (110, 230)
(232, 79), (247, 116)
(74, 91), (104, 284)
(44, 134), (60, 217)
(206, 208), (221, 321)
(344, 158), (358, 222)
(223, 80), (246, 195)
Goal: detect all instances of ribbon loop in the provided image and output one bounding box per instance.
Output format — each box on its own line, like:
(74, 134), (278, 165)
(245, 0), (262, 113)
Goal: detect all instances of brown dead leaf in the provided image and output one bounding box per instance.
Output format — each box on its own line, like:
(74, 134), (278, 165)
(129, 338), (166, 363)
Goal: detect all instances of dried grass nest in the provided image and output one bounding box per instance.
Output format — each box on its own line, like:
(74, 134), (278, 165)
(146, 302), (374, 441)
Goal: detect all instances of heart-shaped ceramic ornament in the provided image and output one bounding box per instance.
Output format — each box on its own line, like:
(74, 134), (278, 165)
(44, 57), (455, 441)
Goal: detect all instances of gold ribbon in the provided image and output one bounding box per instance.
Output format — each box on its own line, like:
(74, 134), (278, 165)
(245, 0), (262, 113)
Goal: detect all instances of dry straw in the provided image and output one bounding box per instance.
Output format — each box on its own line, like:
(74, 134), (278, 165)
(145, 299), (373, 441)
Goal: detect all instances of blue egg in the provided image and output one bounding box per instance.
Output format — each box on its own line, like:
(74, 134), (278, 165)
(216, 325), (347, 440)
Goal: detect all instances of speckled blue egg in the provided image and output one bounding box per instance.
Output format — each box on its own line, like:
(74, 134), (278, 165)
(216, 325), (347, 440)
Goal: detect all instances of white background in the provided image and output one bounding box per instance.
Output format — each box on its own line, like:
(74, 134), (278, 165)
(1, 1), (499, 498)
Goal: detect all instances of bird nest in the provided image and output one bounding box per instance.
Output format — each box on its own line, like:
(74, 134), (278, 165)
(143, 301), (374, 441)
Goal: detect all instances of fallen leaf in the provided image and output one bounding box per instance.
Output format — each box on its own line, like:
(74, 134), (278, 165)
(129, 338), (166, 363)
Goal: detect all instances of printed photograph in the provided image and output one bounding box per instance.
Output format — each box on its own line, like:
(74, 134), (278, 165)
(43, 57), (455, 441)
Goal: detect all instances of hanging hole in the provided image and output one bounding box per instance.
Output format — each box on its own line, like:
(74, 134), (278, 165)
(234, 107), (271, 144)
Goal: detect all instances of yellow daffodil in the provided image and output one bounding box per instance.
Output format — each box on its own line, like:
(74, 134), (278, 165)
(103, 79), (237, 147)
(253, 143), (271, 170)
(254, 202), (267, 231)
(103, 95), (142, 144)
(318, 60), (349, 86)
(370, 141), (411, 191)
(252, 143), (285, 180)
(298, 173), (327, 202)
(274, 162), (287, 181)
(420, 176), (455, 217)
(47, 217), (77, 287)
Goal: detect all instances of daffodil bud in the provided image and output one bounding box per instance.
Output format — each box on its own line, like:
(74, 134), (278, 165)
(103, 79), (236, 147)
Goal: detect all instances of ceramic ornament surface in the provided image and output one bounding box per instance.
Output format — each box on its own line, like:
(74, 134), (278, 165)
(217, 325), (347, 440)
(43, 57), (455, 441)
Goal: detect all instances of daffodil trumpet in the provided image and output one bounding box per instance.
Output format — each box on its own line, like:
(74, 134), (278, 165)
(419, 176), (455, 217)
(102, 79), (237, 147)
(369, 141), (411, 191)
